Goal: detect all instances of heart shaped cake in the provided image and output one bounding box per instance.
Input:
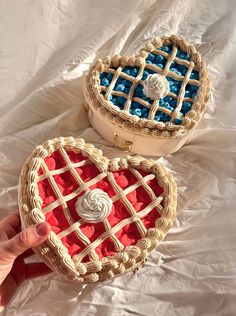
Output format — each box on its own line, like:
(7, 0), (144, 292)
(84, 34), (210, 156)
(19, 137), (177, 282)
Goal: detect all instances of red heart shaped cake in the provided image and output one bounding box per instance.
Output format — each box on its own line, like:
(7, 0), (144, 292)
(19, 137), (177, 282)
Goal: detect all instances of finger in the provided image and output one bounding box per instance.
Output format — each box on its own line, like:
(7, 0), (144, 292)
(0, 230), (8, 241)
(0, 212), (20, 231)
(2, 222), (51, 259)
(25, 262), (52, 280)
(0, 224), (17, 240)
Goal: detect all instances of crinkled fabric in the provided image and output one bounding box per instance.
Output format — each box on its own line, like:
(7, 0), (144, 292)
(0, 0), (236, 315)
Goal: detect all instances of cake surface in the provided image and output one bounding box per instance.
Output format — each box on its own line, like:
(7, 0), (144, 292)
(85, 34), (210, 138)
(19, 137), (177, 282)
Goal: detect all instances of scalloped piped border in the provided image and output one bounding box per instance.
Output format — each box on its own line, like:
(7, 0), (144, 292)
(84, 34), (210, 138)
(18, 137), (177, 283)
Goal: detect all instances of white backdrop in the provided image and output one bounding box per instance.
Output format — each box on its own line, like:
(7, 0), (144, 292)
(0, 0), (236, 315)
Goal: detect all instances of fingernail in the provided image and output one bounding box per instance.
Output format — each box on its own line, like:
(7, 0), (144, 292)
(36, 223), (48, 236)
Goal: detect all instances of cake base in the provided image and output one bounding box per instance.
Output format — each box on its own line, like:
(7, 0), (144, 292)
(85, 102), (191, 156)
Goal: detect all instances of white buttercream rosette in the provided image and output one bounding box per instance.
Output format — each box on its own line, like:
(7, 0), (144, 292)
(143, 74), (169, 100)
(75, 189), (112, 223)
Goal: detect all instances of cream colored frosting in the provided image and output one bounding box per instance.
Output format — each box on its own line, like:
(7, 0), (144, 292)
(75, 189), (112, 223)
(143, 74), (169, 100)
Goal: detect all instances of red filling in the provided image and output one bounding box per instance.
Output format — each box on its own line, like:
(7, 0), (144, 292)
(37, 150), (163, 259)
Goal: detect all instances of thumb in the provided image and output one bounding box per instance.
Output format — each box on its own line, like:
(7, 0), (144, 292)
(3, 222), (51, 259)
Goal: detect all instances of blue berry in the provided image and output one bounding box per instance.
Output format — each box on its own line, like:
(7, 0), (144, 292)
(131, 67), (138, 77)
(142, 107), (149, 114)
(170, 85), (178, 93)
(180, 68), (187, 75)
(112, 97), (119, 106)
(163, 102), (174, 111)
(163, 96), (173, 103)
(106, 73), (113, 81)
(192, 92), (197, 99)
(101, 78), (110, 87)
(118, 96), (126, 105)
(170, 99), (177, 107)
(142, 70), (149, 80)
(157, 63), (164, 69)
(147, 53), (155, 62)
(176, 50), (190, 60)
(142, 95), (149, 102)
(125, 87), (130, 94)
(176, 51), (185, 59)
(183, 53), (190, 60)
(171, 68), (182, 76)
(161, 113), (171, 122)
(190, 71), (199, 80)
(146, 60), (152, 64)
(190, 85), (198, 92)
(182, 102), (192, 113)
(123, 67), (131, 75)
(159, 99), (165, 106)
(133, 108), (142, 117)
(179, 64), (188, 75)
(168, 80), (174, 86)
(155, 55), (165, 63)
(174, 118), (182, 125)
(170, 66), (176, 72)
(154, 113), (162, 121)
(134, 85), (143, 97)
(167, 76), (173, 81)
(185, 90), (191, 98)
(160, 45), (172, 53)
(115, 84), (125, 92)
(108, 95), (113, 101)
(132, 102), (141, 109)
(122, 79), (131, 88)
(100, 73), (106, 80)
(116, 77), (123, 84)
(174, 80), (181, 87)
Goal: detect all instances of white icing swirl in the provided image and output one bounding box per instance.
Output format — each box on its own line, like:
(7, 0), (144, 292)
(143, 74), (169, 100)
(75, 189), (112, 223)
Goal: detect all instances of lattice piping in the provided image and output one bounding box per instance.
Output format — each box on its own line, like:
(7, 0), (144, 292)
(40, 149), (164, 264)
(84, 34), (210, 138)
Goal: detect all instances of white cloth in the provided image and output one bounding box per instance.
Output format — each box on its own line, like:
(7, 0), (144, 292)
(0, 0), (236, 315)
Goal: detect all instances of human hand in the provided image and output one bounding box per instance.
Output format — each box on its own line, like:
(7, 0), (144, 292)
(0, 212), (51, 311)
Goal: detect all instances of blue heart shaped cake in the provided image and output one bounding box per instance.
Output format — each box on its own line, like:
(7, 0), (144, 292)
(84, 35), (210, 155)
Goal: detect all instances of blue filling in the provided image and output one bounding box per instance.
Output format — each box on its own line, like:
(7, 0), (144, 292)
(99, 44), (200, 125)
(146, 53), (167, 69)
(134, 84), (143, 97)
(130, 102), (150, 118)
(122, 66), (139, 78)
(159, 45), (173, 54)
(185, 84), (199, 98)
(141, 68), (155, 81)
(190, 70), (199, 80)
(166, 77), (181, 95)
(170, 62), (189, 76)
(176, 50), (190, 61)
(181, 101), (193, 115)
(154, 111), (171, 122)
